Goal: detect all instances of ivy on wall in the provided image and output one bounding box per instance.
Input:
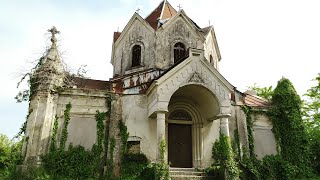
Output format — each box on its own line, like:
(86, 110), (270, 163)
(207, 134), (240, 180)
(268, 78), (313, 177)
(59, 102), (72, 150)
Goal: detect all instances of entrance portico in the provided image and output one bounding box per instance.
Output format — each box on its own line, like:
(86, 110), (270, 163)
(148, 48), (234, 167)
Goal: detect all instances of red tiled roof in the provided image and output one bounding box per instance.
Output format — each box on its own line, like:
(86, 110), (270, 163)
(73, 77), (111, 91)
(113, 32), (121, 43)
(243, 94), (271, 108)
(145, 0), (177, 30)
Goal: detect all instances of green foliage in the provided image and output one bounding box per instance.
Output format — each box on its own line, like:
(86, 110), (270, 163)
(0, 134), (22, 179)
(120, 153), (149, 180)
(42, 145), (97, 179)
(241, 106), (255, 157)
(136, 139), (170, 180)
(41, 106), (110, 179)
(262, 155), (298, 180)
(209, 134), (240, 180)
(248, 83), (274, 101)
(49, 115), (59, 152)
(303, 73), (320, 175)
(119, 121), (129, 154)
(95, 110), (106, 153)
(268, 77), (313, 177)
(60, 102), (72, 150)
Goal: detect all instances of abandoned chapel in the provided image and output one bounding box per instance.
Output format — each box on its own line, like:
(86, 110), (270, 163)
(21, 0), (277, 172)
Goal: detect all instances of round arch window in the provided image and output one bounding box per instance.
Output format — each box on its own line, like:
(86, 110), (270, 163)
(168, 109), (192, 121)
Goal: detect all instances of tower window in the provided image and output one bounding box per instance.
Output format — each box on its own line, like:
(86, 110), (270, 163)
(132, 45), (141, 67)
(174, 42), (186, 63)
(210, 55), (214, 67)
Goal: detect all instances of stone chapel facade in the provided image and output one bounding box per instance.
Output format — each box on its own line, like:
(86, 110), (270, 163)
(21, 0), (277, 169)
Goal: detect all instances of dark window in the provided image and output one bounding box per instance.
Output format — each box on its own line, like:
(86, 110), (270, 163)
(132, 45), (141, 67)
(169, 110), (192, 121)
(128, 141), (140, 154)
(210, 55), (215, 67)
(174, 42), (186, 63)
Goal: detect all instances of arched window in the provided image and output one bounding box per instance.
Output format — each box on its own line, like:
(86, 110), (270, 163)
(168, 110), (192, 121)
(174, 42), (186, 63)
(132, 45), (141, 67)
(210, 55), (214, 67)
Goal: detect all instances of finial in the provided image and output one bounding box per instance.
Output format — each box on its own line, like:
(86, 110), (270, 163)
(48, 26), (60, 46)
(136, 7), (141, 14)
(177, 4), (182, 10)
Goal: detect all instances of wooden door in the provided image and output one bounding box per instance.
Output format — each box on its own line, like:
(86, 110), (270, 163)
(168, 124), (192, 167)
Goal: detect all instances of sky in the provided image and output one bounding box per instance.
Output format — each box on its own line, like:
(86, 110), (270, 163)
(0, 0), (319, 138)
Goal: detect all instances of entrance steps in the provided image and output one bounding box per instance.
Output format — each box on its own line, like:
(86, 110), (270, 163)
(169, 167), (212, 180)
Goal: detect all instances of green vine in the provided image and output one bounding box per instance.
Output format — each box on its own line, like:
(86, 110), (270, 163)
(49, 115), (59, 152)
(119, 120), (129, 154)
(268, 78), (313, 177)
(208, 134), (240, 180)
(241, 105), (255, 158)
(95, 110), (106, 153)
(59, 102), (72, 150)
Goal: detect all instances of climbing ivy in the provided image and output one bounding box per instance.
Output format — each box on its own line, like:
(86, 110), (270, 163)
(49, 115), (59, 152)
(59, 102), (72, 150)
(95, 110), (106, 153)
(209, 134), (240, 180)
(241, 106), (255, 157)
(268, 78), (313, 177)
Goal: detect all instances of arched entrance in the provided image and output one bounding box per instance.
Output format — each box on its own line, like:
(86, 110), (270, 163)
(166, 84), (220, 168)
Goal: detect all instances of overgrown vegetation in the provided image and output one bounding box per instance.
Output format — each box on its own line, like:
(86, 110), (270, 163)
(0, 134), (22, 179)
(207, 76), (320, 180)
(206, 134), (240, 180)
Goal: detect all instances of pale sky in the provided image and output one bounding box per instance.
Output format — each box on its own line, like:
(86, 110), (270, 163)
(0, 0), (319, 138)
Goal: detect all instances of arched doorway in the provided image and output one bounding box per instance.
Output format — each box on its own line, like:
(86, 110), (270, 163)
(166, 84), (220, 168)
(168, 109), (193, 167)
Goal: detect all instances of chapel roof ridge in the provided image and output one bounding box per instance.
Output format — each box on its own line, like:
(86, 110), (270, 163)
(145, 0), (177, 30)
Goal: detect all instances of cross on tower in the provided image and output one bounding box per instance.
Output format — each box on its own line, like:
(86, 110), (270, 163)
(177, 4), (182, 10)
(136, 7), (141, 14)
(48, 26), (60, 45)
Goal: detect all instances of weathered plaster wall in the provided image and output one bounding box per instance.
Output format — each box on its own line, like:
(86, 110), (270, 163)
(121, 95), (157, 161)
(252, 113), (277, 159)
(201, 120), (220, 167)
(203, 31), (219, 70)
(56, 89), (108, 150)
(113, 17), (155, 76)
(155, 16), (204, 69)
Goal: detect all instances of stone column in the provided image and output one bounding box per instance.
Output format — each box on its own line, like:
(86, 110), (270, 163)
(156, 111), (167, 161)
(218, 114), (231, 136)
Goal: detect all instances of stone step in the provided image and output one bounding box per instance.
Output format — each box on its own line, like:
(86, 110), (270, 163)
(170, 170), (204, 176)
(169, 167), (212, 180)
(170, 167), (205, 172)
(171, 175), (212, 180)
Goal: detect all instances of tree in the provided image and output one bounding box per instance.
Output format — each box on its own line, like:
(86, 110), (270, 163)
(0, 134), (22, 179)
(248, 83), (273, 101)
(303, 73), (320, 174)
(269, 77), (312, 177)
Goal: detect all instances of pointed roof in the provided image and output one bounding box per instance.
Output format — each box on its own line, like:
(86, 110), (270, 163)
(145, 0), (177, 30)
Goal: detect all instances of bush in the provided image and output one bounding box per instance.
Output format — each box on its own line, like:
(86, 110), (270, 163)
(120, 153), (149, 180)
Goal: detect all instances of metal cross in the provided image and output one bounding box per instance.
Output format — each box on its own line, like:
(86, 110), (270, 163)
(177, 4), (182, 10)
(136, 7), (141, 14)
(48, 26), (60, 45)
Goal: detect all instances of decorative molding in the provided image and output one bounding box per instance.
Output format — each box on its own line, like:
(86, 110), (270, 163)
(188, 72), (204, 84)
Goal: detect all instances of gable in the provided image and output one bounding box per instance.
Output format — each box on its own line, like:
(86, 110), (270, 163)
(114, 13), (155, 47)
(149, 48), (233, 102)
(159, 11), (206, 42)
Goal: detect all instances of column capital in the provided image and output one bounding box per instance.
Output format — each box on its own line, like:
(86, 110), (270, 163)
(217, 113), (231, 118)
(156, 110), (168, 114)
